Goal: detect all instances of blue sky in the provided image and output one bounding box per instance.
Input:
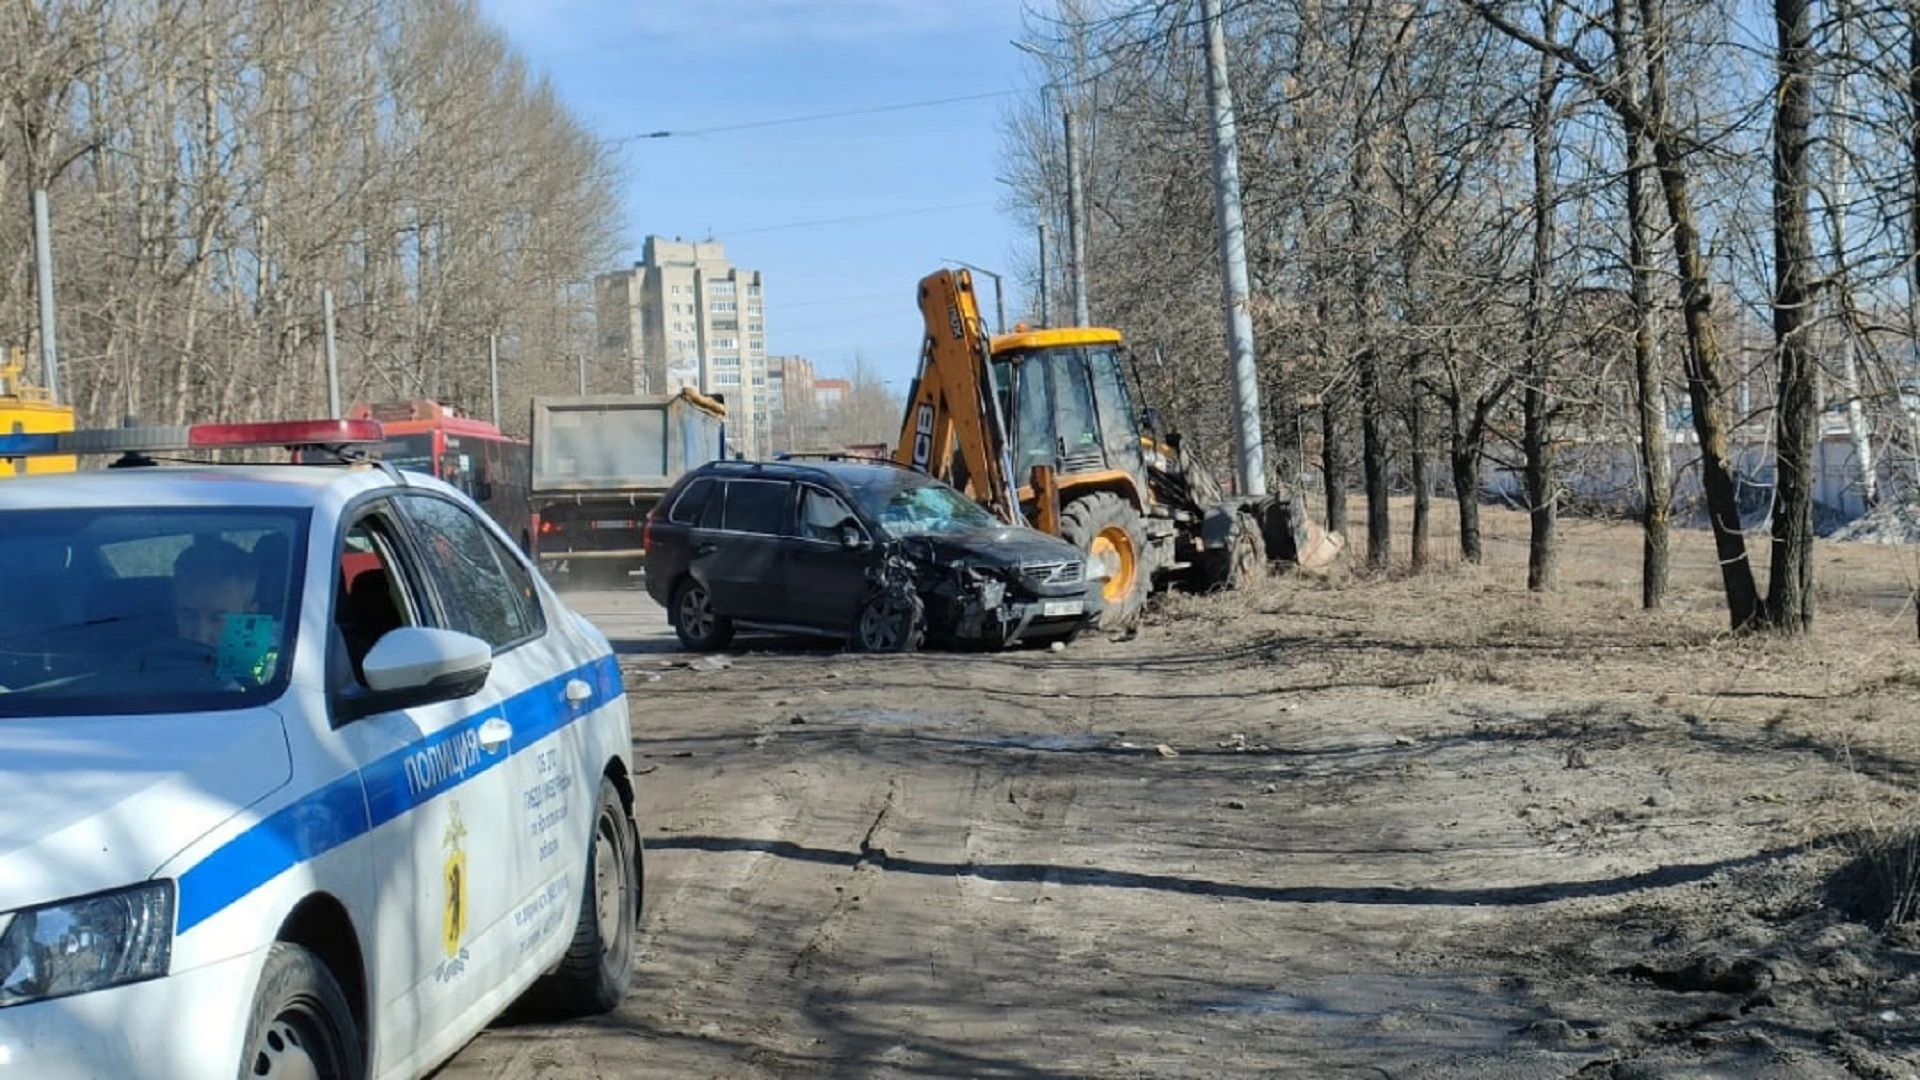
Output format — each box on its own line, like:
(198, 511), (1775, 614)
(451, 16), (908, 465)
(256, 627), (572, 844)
(477, 0), (1042, 392)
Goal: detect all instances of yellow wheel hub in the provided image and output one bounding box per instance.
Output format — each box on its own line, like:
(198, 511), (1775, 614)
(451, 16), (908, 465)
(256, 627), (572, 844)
(1089, 526), (1137, 603)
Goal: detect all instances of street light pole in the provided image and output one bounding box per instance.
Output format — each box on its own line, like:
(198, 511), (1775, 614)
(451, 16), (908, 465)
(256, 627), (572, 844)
(943, 258), (1005, 334)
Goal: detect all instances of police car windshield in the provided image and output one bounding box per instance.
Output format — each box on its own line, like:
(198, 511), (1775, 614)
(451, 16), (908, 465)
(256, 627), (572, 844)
(842, 473), (999, 538)
(0, 507), (309, 718)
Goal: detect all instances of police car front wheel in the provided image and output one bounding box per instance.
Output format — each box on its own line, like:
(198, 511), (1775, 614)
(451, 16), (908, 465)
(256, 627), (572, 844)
(533, 775), (639, 1015)
(240, 942), (365, 1080)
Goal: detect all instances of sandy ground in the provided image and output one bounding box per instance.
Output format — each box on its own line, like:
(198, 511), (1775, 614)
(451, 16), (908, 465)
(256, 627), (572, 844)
(434, 502), (1920, 1079)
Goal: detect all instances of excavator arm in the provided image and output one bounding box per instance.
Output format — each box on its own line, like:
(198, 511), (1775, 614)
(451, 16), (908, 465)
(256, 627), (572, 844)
(894, 269), (1025, 525)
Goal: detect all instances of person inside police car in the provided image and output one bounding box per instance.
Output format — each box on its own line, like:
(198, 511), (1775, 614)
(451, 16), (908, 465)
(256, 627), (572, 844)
(172, 537), (260, 648)
(163, 536), (280, 685)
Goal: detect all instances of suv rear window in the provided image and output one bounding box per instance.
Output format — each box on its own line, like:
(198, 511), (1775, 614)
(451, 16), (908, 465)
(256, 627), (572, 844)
(721, 479), (792, 535)
(668, 477), (714, 525)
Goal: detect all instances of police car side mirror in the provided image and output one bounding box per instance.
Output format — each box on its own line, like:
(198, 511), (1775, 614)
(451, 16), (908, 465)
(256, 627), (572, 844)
(338, 627), (492, 721)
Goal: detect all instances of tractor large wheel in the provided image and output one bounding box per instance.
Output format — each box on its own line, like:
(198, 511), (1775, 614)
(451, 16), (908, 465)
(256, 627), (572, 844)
(1059, 492), (1153, 630)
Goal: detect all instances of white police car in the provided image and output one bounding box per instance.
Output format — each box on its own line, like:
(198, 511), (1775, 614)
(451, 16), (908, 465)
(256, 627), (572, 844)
(0, 419), (642, 1079)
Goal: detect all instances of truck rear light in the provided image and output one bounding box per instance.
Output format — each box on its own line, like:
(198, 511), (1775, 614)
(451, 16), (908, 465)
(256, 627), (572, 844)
(538, 518), (560, 535)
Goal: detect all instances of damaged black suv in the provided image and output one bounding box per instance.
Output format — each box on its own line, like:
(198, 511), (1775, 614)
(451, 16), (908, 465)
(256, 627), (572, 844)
(642, 457), (1103, 652)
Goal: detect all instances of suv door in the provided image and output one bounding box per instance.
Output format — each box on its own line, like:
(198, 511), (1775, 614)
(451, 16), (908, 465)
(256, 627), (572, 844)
(701, 477), (793, 622)
(323, 502), (518, 1066)
(784, 484), (873, 634)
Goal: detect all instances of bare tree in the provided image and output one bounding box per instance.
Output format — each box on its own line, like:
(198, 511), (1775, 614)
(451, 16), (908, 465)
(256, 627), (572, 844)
(0, 0), (619, 435)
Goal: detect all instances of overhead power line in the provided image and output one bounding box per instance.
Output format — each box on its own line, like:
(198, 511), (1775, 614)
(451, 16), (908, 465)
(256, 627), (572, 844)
(606, 90), (1018, 143)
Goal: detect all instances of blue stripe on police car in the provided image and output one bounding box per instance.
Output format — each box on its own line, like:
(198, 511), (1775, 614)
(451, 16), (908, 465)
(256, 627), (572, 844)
(175, 652), (622, 933)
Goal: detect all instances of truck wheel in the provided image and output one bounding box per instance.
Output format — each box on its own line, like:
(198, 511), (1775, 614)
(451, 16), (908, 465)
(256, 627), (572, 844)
(1060, 492), (1153, 629)
(670, 577), (734, 651)
(239, 943), (364, 1080)
(530, 775), (640, 1016)
(1203, 512), (1267, 592)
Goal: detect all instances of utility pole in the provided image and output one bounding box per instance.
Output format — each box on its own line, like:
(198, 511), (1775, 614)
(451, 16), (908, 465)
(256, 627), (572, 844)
(578, 352), (588, 394)
(1201, 0), (1267, 497)
(322, 288), (341, 419)
(1037, 222), (1051, 327)
(488, 333), (501, 427)
(32, 190), (60, 402)
(1061, 92), (1090, 327)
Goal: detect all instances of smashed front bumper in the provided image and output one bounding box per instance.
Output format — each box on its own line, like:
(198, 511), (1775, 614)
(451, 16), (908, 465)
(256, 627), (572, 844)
(925, 567), (1101, 647)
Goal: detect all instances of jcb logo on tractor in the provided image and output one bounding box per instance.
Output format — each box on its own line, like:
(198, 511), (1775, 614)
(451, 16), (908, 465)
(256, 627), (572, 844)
(911, 404), (936, 469)
(947, 305), (964, 341)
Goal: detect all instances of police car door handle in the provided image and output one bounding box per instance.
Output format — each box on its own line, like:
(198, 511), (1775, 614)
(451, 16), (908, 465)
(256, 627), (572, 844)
(565, 679), (593, 705)
(477, 717), (513, 752)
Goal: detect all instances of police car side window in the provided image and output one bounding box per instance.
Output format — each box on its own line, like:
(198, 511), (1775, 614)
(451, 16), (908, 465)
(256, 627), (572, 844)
(398, 494), (545, 651)
(333, 512), (419, 689)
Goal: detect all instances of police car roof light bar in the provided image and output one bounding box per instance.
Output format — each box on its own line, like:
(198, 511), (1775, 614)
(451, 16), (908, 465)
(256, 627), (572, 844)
(0, 418), (385, 458)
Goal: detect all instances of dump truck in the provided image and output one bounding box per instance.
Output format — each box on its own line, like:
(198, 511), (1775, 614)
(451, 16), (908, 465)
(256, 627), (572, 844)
(0, 351), (74, 478)
(528, 389), (727, 586)
(894, 268), (1339, 628)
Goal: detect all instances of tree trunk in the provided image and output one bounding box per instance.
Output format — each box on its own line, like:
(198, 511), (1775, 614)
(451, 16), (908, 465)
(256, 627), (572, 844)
(1449, 393), (1485, 564)
(1617, 0), (1671, 610)
(1321, 390), (1349, 535)
(1362, 350), (1391, 570)
(1765, 0), (1817, 633)
(1628, 142), (1671, 610)
(1410, 382), (1431, 573)
(1523, 21), (1561, 593)
(1640, 0), (1763, 630)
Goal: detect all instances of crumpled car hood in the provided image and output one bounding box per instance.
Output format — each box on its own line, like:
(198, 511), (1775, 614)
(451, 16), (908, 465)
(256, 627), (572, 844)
(903, 526), (1087, 570)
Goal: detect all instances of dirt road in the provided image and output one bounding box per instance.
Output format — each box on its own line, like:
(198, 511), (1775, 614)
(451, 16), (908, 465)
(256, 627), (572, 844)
(437, 514), (1920, 1079)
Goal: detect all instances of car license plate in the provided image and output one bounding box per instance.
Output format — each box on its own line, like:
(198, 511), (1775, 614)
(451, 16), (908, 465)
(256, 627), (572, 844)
(1041, 599), (1084, 617)
(592, 519), (634, 530)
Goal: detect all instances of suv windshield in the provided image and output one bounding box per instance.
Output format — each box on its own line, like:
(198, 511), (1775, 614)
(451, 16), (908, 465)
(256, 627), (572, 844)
(841, 472), (999, 538)
(0, 507), (309, 718)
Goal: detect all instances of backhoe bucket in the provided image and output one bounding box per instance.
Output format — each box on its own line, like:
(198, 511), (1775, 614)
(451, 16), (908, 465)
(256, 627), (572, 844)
(1291, 519), (1345, 572)
(1253, 497), (1344, 573)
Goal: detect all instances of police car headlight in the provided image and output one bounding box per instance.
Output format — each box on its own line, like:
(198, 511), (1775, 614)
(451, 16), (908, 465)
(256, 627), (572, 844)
(0, 881), (173, 1007)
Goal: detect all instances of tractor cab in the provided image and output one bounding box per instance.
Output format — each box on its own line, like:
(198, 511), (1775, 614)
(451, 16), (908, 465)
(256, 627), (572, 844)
(987, 327), (1147, 502)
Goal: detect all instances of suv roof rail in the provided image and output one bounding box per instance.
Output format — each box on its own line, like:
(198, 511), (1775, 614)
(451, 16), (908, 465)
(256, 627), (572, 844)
(701, 458), (774, 473)
(772, 451), (922, 473)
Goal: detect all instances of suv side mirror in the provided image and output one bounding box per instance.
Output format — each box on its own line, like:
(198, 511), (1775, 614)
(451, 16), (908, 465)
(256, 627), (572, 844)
(838, 519), (866, 551)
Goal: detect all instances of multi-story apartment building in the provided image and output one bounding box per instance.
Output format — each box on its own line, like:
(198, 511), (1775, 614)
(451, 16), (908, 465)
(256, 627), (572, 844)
(763, 354), (817, 452)
(595, 236), (767, 457)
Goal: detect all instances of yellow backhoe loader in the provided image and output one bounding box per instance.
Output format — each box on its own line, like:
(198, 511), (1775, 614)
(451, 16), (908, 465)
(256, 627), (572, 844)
(0, 349), (74, 477)
(894, 268), (1338, 628)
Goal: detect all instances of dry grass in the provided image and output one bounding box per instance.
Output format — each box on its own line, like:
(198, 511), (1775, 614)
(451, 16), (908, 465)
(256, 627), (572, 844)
(1151, 498), (1920, 766)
